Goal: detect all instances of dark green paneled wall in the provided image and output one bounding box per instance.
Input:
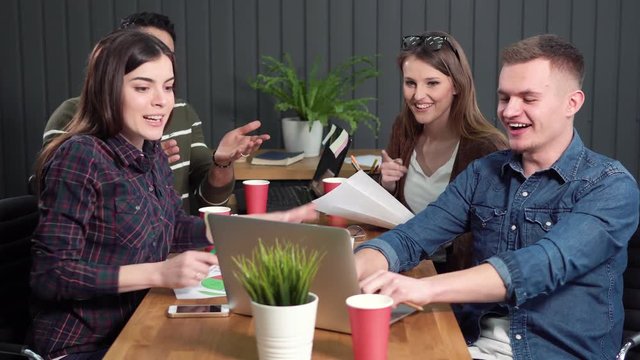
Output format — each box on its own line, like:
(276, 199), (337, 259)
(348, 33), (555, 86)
(1, 0), (639, 197)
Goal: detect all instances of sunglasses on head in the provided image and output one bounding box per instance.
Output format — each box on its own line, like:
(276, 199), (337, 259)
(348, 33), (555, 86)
(401, 35), (460, 61)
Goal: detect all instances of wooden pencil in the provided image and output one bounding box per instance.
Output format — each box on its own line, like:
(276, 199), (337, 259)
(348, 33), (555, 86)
(369, 158), (379, 175)
(402, 301), (424, 312)
(350, 155), (362, 171)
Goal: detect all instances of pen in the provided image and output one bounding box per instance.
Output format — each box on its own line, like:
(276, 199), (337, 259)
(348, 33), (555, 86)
(350, 155), (362, 171)
(402, 301), (424, 312)
(369, 158), (379, 175)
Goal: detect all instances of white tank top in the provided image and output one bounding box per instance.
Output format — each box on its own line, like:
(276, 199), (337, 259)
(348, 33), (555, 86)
(404, 141), (459, 213)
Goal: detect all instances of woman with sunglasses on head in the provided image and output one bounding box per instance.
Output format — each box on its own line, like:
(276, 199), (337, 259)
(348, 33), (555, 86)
(380, 31), (507, 272)
(28, 30), (316, 360)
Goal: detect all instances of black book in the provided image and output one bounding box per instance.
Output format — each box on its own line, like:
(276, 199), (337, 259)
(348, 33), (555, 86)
(251, 151), (304, 166)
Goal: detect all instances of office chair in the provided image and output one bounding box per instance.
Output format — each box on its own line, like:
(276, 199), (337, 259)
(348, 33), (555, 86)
(618, 226), (640, 360)
(0, 195), (43, 360)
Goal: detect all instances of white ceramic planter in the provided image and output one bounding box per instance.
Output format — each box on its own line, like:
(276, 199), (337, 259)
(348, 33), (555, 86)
(281, 117), (323, 157)
(251, 292), (319, 360)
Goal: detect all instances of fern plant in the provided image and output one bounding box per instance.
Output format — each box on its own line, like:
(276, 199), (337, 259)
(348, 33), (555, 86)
(232, 239), (325, 306)
(250, 54), (380, 135)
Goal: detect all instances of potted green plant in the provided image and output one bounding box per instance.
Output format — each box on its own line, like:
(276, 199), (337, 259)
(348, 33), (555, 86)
(233, 239), (325, 360)
(250, 54), (380, 157)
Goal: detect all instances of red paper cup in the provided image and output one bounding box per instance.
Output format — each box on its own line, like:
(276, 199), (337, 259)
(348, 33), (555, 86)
(198, 206), (230, 255)
(327, 215), (348, 227)
(346, 294), (393, 360)
(243, 179), (270, 214)
(322, 177), (347, 194)
(323, 177), (348, 227)
(198, 206), (231, 218)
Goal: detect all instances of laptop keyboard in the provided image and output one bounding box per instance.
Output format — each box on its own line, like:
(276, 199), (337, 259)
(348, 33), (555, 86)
(267, 185), (315, 212)
(234, 182), (315, 213)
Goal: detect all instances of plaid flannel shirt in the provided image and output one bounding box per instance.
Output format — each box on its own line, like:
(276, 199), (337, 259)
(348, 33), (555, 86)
(28, 134), (208, 358)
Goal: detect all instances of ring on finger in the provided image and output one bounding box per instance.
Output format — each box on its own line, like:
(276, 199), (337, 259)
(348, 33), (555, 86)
(240, 152), (249, 158)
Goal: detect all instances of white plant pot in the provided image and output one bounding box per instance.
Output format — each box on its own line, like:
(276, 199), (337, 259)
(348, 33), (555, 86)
(281, 117), (323, 157)
(251, 292), (318, 360)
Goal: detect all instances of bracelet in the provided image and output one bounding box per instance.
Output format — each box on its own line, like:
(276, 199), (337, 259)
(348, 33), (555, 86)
(197, 183), (229, 206)
(212, 151), (231, 168)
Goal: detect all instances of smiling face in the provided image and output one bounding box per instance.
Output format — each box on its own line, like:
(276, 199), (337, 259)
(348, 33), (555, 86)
(402, 55), (457, 129)
(120, 55), (175, 149)
(497, 58), (584, 172)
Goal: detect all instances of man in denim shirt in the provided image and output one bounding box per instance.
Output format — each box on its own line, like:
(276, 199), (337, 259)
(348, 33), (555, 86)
(356, 34), (639, 359)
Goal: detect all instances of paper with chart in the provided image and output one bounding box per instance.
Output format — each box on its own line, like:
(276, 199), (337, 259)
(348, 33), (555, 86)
(312, 170), (414, 228)
(173, 265), (226, 299)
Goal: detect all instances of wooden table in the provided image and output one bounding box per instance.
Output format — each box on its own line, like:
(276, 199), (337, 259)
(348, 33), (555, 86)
(105, 261), (470, 359)
(233, 149), (380, 180)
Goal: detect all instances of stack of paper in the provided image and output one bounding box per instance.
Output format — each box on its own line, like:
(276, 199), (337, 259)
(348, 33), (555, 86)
(173, 265), (226, 299)
(313, 170), (414, 228)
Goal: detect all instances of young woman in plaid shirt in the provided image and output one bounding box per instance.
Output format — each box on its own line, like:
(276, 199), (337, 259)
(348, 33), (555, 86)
(29, 30), (315, 359)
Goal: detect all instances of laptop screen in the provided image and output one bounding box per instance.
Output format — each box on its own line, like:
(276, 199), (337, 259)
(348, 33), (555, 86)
(206, 214), (416, 334)
(309, 124), (352, 197)
(234, 124), (352, 213)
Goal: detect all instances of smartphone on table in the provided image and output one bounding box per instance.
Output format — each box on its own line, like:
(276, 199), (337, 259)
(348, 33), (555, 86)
(166, 304), (230, 318)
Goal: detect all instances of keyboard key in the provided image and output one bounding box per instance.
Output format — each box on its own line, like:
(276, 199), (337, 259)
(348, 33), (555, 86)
(234, 183), (315, 214)
(267, 185), (314, 212)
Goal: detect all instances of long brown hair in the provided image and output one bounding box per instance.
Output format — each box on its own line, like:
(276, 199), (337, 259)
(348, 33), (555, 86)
(391, 30), (506, 157)
(35, 30), (175, 185)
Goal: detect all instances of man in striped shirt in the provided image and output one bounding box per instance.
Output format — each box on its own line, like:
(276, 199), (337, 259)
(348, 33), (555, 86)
(42, 12), (268, 215)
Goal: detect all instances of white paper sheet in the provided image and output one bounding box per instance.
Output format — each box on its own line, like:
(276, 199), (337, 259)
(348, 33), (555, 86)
(313, 170), (414, 228)
(173, 265), (226, 299)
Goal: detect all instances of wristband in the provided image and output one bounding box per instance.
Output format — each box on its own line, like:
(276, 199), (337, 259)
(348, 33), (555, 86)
(212, 151), (231, 168)
(197, 183), (229, 205)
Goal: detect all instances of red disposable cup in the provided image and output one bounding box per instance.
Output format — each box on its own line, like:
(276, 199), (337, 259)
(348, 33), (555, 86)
(199, 206), (230, 255)
(243, 179), (270, 214)
(198, 206), (231, 218)
(346, 294), (393, 360)
(327, 215), (348, 227)
(323, 177), (348, 227)
(322, 177), (347, 194)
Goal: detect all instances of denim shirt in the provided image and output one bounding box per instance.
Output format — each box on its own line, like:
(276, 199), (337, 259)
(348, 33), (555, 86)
(359, 131), (639, 359)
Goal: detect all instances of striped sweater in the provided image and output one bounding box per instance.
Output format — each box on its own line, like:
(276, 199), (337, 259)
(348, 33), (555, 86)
(43, 97), (233, 214)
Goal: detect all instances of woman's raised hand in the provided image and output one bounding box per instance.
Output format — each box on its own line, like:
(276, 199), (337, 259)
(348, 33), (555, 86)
(214, 120), (271, 164)
(380, 150), (407, 193)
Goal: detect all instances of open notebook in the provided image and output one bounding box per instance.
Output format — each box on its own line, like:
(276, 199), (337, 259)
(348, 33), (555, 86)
(206, 214), (417, 333)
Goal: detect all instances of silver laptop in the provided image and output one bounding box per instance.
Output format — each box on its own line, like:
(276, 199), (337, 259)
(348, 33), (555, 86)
(206, 214), (417, 334)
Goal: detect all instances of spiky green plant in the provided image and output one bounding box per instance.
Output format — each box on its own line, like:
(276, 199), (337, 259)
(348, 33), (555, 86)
(232, 239), (325, 306)
(250, 54), (380, 136)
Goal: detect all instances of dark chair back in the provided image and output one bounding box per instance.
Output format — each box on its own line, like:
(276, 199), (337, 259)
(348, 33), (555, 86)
(0, 195), (38, 344)
(624, 227), (640, 359)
